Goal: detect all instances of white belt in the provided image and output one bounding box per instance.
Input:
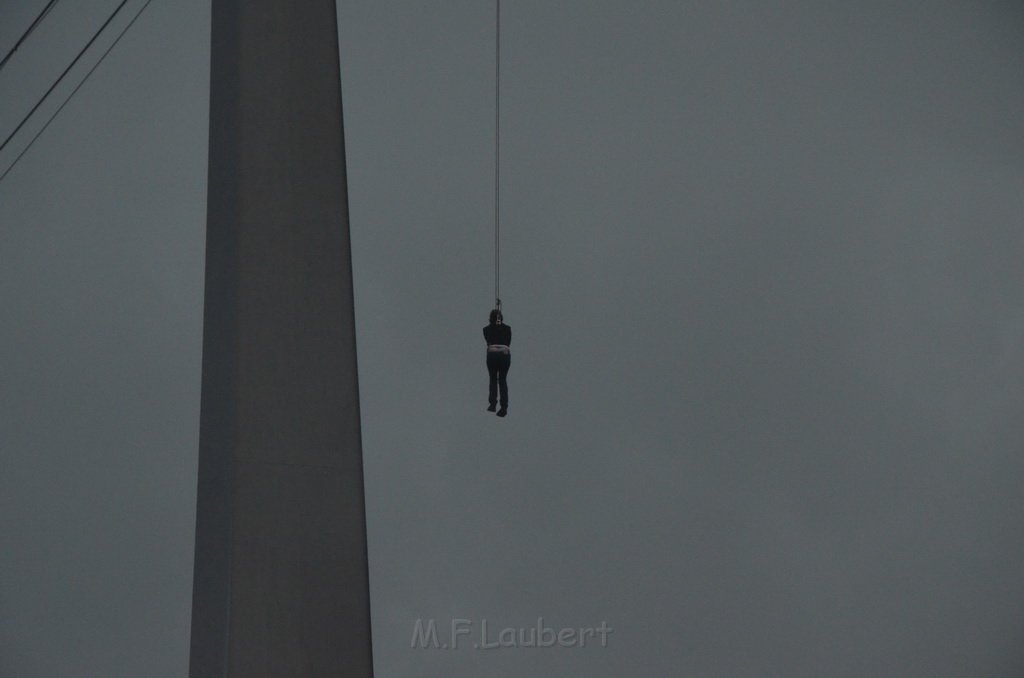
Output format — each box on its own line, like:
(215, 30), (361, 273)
(487, 344), (510, 353)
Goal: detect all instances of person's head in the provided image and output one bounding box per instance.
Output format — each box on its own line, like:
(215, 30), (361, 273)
(489, 309), (503, 325)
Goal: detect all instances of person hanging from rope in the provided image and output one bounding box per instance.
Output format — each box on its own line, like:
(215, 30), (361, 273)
(483, 306), (511, 416)
(484, 3), (510, 418)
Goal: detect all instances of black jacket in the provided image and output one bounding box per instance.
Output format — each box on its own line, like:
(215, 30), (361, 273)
(483, 323), (511, 346)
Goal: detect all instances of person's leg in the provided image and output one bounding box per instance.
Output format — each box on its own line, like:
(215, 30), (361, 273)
(497, 354), (510, 412)
(486, 353), (499, 409)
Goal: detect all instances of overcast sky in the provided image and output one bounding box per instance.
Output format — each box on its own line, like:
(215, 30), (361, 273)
(2, 1), (1023, 676)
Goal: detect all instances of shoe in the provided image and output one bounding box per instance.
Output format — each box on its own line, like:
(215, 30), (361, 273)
(487, 403), (497, 412)
(497, 407), (507, 417)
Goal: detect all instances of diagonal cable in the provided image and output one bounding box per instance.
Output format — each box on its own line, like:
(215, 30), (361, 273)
(0, 0), (61, 73)
(0, 0), (155, 185)
(0, 0), (131, 157)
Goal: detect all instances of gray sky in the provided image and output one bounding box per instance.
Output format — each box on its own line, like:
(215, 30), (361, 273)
(2, 1), (1024, 676)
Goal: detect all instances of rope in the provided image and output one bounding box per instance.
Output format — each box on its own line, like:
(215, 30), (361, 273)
(493, 0), (501, 312)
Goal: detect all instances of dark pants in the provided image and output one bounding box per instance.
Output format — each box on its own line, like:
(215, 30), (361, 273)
(486, 351), (510, 408)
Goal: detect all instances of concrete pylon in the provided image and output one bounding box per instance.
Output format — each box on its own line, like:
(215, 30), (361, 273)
(188, 1), (373, 675)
